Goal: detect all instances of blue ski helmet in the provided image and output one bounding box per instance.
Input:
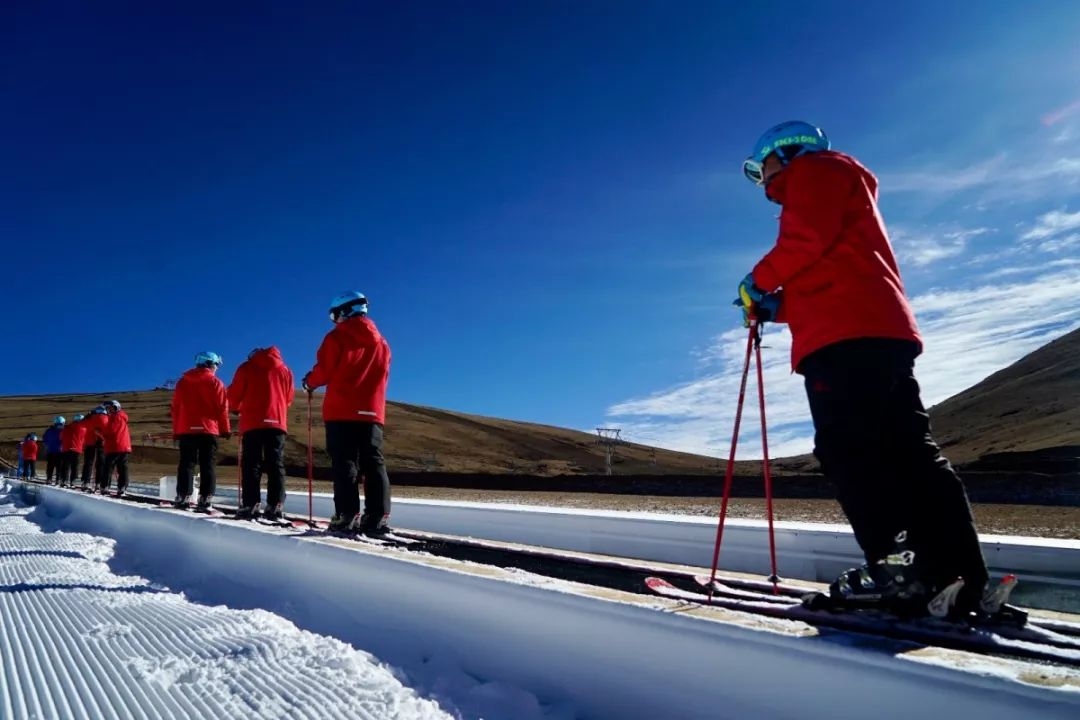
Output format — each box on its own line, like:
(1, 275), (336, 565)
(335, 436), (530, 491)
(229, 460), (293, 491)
(73, 414), (85, 422)
(195, 351), (223, 369)
(328, 291), (368, 323)
(53, 416), (65, 426)
(742, 121), (830, 185)
(29, 433), (38, 441)
(92, 406), (107, 415)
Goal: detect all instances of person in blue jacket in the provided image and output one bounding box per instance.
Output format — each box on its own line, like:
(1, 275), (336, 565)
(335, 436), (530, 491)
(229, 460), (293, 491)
(42, 416), (65, 484)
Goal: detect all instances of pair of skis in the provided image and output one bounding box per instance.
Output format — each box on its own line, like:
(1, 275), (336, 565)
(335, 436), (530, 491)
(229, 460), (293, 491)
(644, 574), (1080, 667)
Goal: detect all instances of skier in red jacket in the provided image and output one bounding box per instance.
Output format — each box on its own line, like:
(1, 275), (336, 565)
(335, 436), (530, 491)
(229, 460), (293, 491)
(101, 400), (133, 495)
(20, 435), (39, 479)
(171, 352), (231, 509)
(228, 346), (295, 519)
(736, 121), (991, 617)
(303, 292), (392, 534)
(80, 407), (108, 490)
(60, 414), (87, 487)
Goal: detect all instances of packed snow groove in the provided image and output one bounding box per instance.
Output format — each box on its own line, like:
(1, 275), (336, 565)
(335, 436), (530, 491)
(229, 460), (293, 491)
(0, 483), (451, 720)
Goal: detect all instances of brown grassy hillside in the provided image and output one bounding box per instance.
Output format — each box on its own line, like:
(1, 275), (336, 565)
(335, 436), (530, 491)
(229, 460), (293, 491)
(1, 328), (1076, 483)
(0, 391), (745, 477)
(759, 327), (1080, 476)
(929, 327), (1080, 471)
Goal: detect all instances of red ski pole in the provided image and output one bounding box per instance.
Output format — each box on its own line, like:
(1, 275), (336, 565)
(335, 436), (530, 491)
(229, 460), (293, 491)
(707, 318), (758, 600)
(754, 331), (780, 592)
(306, 391), (314, 525)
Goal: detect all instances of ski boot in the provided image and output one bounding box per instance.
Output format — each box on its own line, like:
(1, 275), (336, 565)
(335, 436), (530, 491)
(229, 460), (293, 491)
(173, 495), (192, 509)
(825, 531), (929, 615)
(194, 495), (214, 512)
(235, 505), (258, 520)
(262, 503), (284, 522)
(327, 513), (353, 532)
(352, 512), (390, 537)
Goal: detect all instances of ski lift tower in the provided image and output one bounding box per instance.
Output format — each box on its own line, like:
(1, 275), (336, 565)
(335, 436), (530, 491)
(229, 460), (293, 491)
(595, 427), (622, 476)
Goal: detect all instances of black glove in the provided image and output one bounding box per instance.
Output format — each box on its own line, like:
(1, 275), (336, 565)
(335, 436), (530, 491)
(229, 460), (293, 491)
(218, 431), (232, 440)
(302, 373), (314, 393)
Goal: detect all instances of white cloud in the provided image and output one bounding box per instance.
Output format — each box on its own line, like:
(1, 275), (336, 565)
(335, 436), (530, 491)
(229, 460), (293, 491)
(880, 153), (1080, 200)
(882, 156), (1005, 194)
(1019, 209), (1080, 242)
(605, 267), (1080, 459)
(891, 226), (991, 268)
(1038, 234), (1080, 253)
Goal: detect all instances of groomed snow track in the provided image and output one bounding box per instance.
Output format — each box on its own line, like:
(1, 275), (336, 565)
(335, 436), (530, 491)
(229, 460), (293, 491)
(10, 482), (1080, 720)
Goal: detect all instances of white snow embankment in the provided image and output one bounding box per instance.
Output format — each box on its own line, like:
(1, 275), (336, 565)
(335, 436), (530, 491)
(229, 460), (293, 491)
(149, 483), (1080, 611)
(19, 483), (1080, 720)
(380, 497), (1080, 611)
(0, 483), (449, 720)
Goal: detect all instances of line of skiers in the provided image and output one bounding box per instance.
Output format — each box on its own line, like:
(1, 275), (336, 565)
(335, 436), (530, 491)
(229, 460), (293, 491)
(17, 292), (391, 535)
(14, 401), (133, 491)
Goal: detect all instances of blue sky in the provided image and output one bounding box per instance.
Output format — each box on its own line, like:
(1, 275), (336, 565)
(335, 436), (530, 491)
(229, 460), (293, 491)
(3, 2), (1080, 457)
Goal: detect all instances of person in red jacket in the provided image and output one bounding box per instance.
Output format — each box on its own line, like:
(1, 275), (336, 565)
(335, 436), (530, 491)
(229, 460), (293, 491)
(60, 414), (87, 487)
(736, 121), (990, 616)
(80, 407), (109, 490)
(20, 434), (39, 479)
(228, 346), (295, 519)
(101, 400), (133, 495)
(302, 292), (392, 534)
(171, 351), (231, 509)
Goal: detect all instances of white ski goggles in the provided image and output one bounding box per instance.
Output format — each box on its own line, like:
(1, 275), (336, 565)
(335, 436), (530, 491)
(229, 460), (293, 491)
(743, 157), (766, 186)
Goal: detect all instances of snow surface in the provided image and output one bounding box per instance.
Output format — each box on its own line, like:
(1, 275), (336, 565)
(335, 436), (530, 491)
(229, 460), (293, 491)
(0, 482), (452, 720)
(7, 480), (1080, 720)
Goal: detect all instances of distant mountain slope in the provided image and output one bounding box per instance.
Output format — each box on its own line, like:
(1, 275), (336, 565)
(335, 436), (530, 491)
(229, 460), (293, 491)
(0, 391), (737, 476)
(929, 326), (1080, 472)
(1, 328), (1076, 479)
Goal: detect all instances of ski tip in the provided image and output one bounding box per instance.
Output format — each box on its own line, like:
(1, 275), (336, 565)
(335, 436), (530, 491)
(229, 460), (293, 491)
(645, 577), (675, 591)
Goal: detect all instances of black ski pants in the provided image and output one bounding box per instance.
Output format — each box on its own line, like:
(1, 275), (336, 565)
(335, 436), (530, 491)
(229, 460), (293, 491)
(176, 434), (218, 500)
(102, 453), (130, 493)
(21, 460), (35, 479)
(46, 452), (62, 483)
(241, 429), (287, 509)
(325, 421), (391, 522)
(800, 338), (988, 599)
(80, 446), (99, 487)
(61, 451), (81, 486)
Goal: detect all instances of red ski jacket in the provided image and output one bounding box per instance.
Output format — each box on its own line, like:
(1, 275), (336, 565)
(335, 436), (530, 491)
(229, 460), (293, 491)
(305, 316), (391, 424)
(753, 150), (921, 372)
(171, 367), (231, 437)
(227, 347), (295, 435)
(61, 421), (88, 453)
(102, 410), (132, 454)
(82, 413), (108, 446)
(21, 440), (38, 461)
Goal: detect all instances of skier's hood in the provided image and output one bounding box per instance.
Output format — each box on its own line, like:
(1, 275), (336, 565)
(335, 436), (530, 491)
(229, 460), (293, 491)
(245, 346), (285, 370)
(765, 150), (878, 205)
(335, 315), (383, 344)
(182, 366), (217, 381)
